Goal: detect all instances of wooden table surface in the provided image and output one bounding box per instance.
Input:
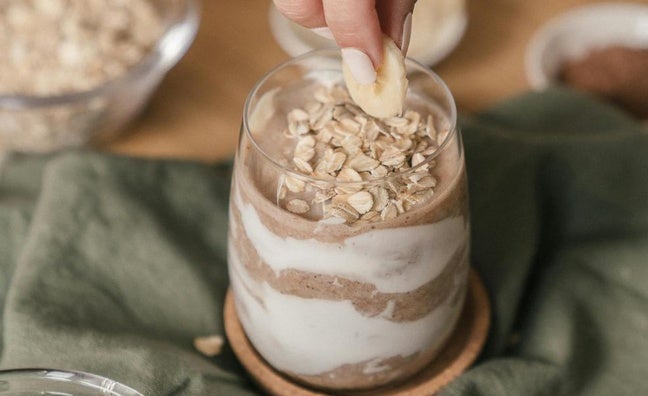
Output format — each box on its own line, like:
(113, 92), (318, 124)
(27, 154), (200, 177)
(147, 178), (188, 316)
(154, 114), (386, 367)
(107, 0), (639, 162)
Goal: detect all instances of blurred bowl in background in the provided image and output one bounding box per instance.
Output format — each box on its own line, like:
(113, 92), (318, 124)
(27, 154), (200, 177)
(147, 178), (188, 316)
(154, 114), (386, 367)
(0, 0), (200, 153)
(268, 0), (467, 66)
(525, 2), (648, 89)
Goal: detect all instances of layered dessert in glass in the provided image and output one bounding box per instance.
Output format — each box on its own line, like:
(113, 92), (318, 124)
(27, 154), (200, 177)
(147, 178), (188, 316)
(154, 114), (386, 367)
(227, 50), (469, 391)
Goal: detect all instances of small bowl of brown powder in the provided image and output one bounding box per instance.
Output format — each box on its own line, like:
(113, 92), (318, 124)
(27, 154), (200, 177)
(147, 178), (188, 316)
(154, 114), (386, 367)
(525, 3), (648, 119)
(0, 0), (199, 152)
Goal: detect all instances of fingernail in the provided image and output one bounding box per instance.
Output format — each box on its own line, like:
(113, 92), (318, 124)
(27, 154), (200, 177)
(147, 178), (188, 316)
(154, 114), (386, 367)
(341, 48), (376, 85)
(311, 27), (334, 40)
(401, 12), (412, 55)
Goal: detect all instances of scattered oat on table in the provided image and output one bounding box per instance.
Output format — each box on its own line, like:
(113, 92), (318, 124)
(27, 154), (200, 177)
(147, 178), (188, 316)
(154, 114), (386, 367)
(193, 335), (225, 357)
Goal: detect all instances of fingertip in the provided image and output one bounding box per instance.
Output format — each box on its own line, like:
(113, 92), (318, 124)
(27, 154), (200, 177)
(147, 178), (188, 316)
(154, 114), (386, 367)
(341, 48), (377, 85)
(322, 0), (383, 68)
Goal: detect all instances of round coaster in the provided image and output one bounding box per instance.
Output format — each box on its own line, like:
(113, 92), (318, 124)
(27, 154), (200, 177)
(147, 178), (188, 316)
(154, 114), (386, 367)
(224, 268), (490, 396)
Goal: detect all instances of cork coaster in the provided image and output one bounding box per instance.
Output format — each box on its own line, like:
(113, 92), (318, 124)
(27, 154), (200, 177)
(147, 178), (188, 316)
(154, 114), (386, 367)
(224, 268), (490, 396)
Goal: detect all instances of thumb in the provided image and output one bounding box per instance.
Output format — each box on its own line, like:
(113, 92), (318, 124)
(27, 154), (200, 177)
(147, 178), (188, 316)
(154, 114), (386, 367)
(377, 0), (417, 54)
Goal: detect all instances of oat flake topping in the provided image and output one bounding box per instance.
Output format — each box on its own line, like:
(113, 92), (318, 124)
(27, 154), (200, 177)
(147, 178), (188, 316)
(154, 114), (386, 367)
(280, 84), (450, 224)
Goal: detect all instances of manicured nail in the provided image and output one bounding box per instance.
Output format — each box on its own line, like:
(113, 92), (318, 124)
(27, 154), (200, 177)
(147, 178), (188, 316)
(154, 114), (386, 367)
(401, 12), (412, 55)
(311, 27), (334, 40)
(341, 48), (376, 85)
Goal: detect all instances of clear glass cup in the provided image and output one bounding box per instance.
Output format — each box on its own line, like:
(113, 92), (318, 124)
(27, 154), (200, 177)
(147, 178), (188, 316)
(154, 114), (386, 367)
(228, 49), (470, 391)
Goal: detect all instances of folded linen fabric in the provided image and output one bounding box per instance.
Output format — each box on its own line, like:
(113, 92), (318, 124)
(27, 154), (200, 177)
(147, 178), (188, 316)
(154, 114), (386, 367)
(0, 88), (645, 395)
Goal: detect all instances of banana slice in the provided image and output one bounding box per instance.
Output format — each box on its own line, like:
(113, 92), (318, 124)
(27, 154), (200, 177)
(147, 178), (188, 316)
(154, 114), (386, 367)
(343, 36), (408, 118)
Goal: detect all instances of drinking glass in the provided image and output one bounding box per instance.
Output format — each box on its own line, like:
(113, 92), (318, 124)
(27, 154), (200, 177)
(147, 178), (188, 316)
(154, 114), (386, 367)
(228, 49), (469, 391)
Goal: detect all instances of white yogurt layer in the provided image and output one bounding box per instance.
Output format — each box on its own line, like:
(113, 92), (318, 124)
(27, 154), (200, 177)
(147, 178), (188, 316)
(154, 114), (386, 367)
(234, 187), (468, 294)
(228, 185), (469, 375)
(229, 246), (465, 376)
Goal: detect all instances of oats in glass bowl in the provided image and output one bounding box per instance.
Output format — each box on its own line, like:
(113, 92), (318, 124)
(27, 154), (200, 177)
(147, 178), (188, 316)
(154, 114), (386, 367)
(0, 0), (200, 152)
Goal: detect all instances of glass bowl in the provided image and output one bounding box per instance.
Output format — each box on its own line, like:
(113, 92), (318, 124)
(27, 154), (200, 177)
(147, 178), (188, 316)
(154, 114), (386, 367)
(0, 369), (142, 395)
(0, 0), (200, 153)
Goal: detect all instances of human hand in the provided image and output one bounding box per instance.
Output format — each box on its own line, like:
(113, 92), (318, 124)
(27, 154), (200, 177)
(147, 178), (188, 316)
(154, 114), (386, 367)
(273, 0), (416, 84)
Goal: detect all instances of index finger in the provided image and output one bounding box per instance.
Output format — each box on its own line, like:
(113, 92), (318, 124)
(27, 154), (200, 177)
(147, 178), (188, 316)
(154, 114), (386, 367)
(274, 0), (326, 28)
(322, 0), (383, 67)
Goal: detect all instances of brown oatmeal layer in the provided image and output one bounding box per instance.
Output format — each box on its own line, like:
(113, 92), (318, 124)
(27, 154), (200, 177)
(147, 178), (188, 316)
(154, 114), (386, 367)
(229, 194), (469, 322)
(234, 143), (469, 244)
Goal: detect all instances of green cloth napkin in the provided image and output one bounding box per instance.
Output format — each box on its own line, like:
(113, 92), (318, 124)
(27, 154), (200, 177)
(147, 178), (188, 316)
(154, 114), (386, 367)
(0, 88), (646, 395)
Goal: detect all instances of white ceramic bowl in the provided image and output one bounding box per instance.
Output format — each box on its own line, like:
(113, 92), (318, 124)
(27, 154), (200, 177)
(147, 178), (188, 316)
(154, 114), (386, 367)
(525, 2), (648, 89)
(268, 0), (468, 66)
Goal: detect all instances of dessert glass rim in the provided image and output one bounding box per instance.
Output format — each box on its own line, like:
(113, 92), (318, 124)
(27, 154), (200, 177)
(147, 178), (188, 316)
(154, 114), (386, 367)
(0, 0), (200, 110)
(241, 48), (459, 186)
